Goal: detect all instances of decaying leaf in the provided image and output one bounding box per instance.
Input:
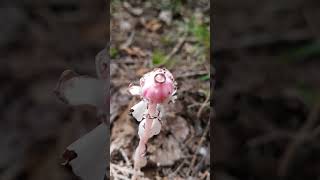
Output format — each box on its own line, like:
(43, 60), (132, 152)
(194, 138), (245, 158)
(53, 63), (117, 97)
(63, 123), (108, 180)
(142, 19), (162, 32)
(121, 46), (147, 57)
(110, 109), (136, 154)
(123, 2), (143, 16)
(149, 135), (184, 166)
(168, 116), (189, 142)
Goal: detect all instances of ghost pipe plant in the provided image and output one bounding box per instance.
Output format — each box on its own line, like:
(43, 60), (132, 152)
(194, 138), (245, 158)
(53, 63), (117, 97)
(128, 68), (177, 178)
(54, 47), (109, 180)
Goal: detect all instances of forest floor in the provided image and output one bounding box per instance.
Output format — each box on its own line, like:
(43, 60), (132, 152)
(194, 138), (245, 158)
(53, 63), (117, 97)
(214, 0), (320, 179)
(110, 0), (210, 179)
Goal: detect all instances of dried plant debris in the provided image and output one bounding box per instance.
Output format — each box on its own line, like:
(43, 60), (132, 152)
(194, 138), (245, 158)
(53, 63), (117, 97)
(149, 135), (184, 166)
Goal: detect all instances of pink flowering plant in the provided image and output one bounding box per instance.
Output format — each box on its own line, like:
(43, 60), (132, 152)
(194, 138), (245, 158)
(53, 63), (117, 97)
(128, 68), (177, 178)
(54, 47), (109, 180)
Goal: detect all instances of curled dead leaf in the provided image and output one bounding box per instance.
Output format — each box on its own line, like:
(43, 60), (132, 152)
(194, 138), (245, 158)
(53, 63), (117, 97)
(142, 19), (162, 32)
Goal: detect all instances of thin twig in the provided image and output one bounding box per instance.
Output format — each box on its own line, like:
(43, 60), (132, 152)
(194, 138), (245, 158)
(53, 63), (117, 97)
(120, 31), (135, 49)
(278, 102), (320, 177)
(187, 120), (210, 176)
(168, 160), (187, 178)
(247, 130), (294, 147)
(113, 173), (131, 180)
(165, 34), (187, 61)
(176, 70), (208, 79)
(111, 164), (131, 180)
(119, 148), (132, 166)
(111, 163), (143, 176)
(197, 95), (210, 120)
(199, 171), (210, 180)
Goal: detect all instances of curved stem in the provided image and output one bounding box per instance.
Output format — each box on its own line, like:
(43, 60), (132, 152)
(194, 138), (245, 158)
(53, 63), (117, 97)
(141, 103), (157, 145)
(132, 103), (157, 179)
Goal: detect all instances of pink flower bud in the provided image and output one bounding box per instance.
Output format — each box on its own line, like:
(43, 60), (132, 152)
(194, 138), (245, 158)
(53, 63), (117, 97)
(140, 68), (174, 104)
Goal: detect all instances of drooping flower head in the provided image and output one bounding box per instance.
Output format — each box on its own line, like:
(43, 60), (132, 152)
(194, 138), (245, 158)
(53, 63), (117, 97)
(129, 68), (177, 104)
(128, 68), (177, 137)
(140, 68), (175, 103)
(128, 67), (177, 138)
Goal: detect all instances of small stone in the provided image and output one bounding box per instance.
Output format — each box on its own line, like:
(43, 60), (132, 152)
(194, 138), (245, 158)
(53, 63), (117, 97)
(159, 10), (172, 25)
(123, 2), (143, 16)
(119, 20), (132, 32)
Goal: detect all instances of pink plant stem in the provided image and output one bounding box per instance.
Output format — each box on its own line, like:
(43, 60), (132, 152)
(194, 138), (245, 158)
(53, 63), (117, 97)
(133, 103), (157, 180)
(138, 103), (157, 156)
(142, 103), (157, 143)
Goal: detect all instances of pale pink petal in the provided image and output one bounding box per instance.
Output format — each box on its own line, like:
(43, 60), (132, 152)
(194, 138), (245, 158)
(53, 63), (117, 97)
(130, 100), (147, 122)
(54, 70), (105, 108)
(170, 94), (178, 103)
(128, 84), (142, 96)
(138, 118), (162, 138)
(54, 70), (106, 108)
(150, 119), (161, 136)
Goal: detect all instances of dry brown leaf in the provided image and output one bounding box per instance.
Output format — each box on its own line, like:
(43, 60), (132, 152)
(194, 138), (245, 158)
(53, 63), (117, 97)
(122, 46), (147, 57)
(110, 105), (136, 154)
(144, 19), (162, 32)
(149, 135), (183, 166)
(123, 2), (143, 16)
(137, 67), (151, 77)
(168, 116), (190, 142)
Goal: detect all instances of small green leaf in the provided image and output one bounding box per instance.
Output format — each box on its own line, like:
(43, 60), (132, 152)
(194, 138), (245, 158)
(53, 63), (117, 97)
(281, 42), (320, 63)
(199, 74), (210, 81)
(187, 17), (210, 50)
(152, 50), (168, 66)
(296, 82), (320, 107)
(110, 47), (118, 59)
(293, 42), (320, 59)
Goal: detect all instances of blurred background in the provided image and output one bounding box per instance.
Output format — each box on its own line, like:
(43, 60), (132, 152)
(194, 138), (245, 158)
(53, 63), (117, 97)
(214, 0), (320, 179)
(0, 0), (106, 179)
(110, 0), (210, 179)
